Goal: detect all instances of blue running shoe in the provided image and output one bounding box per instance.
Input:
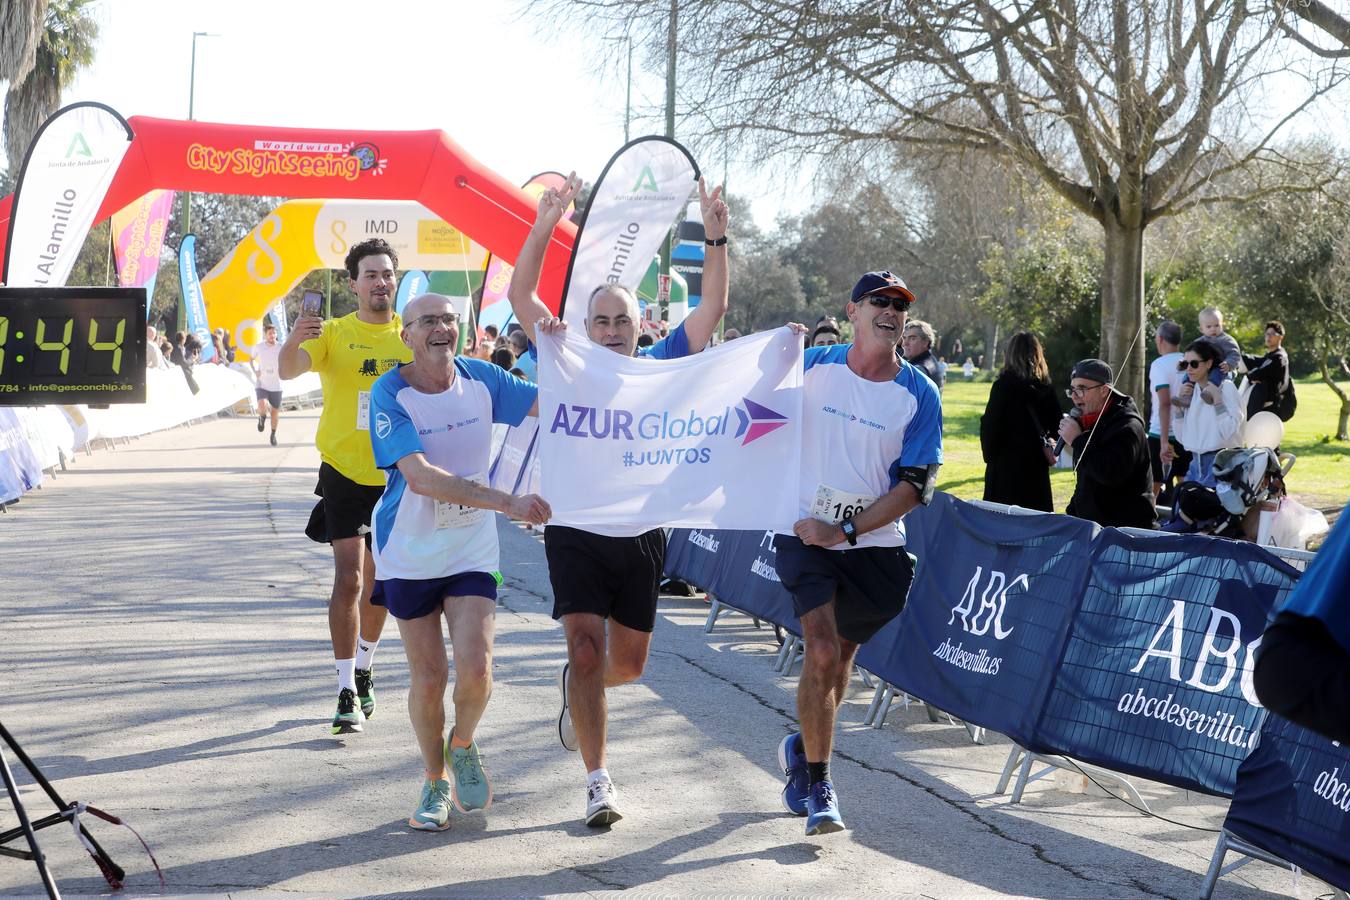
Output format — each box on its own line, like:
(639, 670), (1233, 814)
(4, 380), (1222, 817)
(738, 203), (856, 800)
(805, 780), (844, 835)
(777, 732), (809, 816)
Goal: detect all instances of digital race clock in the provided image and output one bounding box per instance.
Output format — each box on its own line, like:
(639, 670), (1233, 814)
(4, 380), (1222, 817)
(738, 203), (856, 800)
(0, 287), (146, 405)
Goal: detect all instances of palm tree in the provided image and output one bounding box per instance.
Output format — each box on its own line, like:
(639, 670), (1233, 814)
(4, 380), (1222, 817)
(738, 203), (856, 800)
(3, 0), (98, 177)
(0, 0), (48, 83)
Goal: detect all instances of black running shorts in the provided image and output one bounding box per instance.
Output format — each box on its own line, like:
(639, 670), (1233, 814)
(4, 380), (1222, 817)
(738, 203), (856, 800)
(774, 534), (914, 644)
(305, 462), (383, 545)
(544, 525), (667, 633)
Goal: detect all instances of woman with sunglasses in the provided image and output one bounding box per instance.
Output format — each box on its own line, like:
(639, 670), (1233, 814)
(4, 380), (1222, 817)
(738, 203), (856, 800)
(1174, 339), (1244, 487)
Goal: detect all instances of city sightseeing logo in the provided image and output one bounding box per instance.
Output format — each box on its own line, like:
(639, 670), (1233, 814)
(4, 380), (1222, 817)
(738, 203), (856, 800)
(185, 139), (388, 181)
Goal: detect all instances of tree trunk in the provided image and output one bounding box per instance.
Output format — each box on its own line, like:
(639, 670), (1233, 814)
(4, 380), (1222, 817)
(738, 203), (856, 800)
(984, 319), (1000, 371)
(1100, 216), (1147, 409)
(1317, 355), (1350, 441)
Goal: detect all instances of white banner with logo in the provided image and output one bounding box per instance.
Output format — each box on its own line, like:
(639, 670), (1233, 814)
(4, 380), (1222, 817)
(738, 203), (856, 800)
(560, 137), (698, 328)
(3, 102), (133, 286)
(536, 326), (803, 533)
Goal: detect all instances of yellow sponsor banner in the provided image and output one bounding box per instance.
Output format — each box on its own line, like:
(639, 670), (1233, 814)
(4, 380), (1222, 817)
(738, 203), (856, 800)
(201, 199), (487, 357)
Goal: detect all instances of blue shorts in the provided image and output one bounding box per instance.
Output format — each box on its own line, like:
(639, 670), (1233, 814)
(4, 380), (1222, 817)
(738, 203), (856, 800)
(371, 572), (498, 620)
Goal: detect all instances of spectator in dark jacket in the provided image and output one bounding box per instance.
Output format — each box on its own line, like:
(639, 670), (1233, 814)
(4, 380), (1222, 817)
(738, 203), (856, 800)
(1242, 320), (1290, 419)
(901, 320), (944, 389)
(980, 332), (1062, 512)
(1058, 358), (1155, 528)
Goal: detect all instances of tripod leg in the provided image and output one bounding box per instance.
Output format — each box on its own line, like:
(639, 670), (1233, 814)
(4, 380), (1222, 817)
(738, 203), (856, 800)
(0, 723), (123, 884)
(0, 744), (61, 900)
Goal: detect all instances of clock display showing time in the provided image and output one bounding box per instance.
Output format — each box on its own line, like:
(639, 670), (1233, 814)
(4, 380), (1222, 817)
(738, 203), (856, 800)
(0, 287), (146, 405)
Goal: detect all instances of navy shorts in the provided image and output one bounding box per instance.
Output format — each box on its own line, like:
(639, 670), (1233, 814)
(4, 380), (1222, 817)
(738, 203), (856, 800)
(372, 571), (499, 620)
(774, 535), (914, 644)
(255, 387), (283, 407)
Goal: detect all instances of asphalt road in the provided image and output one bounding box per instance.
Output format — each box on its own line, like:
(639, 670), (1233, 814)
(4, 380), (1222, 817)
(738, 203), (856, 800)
(0, 410), (1318, 897)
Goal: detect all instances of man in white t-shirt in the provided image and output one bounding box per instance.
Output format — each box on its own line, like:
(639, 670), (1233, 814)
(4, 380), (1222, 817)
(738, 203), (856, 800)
(1147, 320), (1190, 499)
(251, 323), (284, 446)
(775, 270), (943, 836)
(368, 293), (551, 832)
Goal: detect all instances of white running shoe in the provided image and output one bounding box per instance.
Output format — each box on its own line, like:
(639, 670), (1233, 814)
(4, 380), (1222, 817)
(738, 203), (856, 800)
(585, 778), (623, 827)
(558, 662), (579, 752)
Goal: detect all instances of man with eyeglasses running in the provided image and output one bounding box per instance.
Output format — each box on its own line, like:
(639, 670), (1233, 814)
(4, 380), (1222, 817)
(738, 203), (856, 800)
(775, 271), (943, 836)
(368, 294), (552, 831)
(507, 173), (730, 828)
(1057, 358), (1155, 528)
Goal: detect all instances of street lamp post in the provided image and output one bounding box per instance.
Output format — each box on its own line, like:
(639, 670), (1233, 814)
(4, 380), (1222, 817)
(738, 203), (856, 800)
(177, 31), (218, 332)
(182, 31), (219, 237)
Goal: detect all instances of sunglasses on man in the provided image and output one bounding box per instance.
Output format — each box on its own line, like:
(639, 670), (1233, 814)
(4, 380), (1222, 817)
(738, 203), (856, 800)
(860, 293), (914, 312)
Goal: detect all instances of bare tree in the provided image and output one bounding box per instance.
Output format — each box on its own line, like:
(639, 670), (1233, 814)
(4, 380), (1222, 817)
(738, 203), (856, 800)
(535, 0), (1345, 401)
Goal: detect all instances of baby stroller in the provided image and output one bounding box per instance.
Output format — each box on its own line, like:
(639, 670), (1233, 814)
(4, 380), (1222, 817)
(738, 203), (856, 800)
(1160, 446), (1288, 539)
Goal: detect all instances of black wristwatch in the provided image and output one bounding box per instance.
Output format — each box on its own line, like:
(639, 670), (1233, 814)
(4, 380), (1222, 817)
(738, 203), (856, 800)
(704, 235), (728, 247)
(840, 518), (858, 547)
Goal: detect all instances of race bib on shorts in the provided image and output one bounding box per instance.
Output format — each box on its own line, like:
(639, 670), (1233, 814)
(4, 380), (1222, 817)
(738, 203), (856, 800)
(811, 484), (875, 524)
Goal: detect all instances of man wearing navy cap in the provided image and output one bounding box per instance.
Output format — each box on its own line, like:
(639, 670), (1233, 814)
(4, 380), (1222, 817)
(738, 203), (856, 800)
(1057, 358), (1155, 528)
(775, 270), (943, 835)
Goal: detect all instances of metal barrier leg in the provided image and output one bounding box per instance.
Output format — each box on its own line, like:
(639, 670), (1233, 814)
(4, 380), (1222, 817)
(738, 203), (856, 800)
(995, 745), (1024, 795)
(872, 685), (897, 729)
(1010, 751), (1036, 804)
(863, 682), (887, 726)
(703, 596), (723, 634)
(774, 636), (795, 672)
(1199, 832), (1230, 900)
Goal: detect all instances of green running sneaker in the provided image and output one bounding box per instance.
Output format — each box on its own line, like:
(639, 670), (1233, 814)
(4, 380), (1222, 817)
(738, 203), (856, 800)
(447, 739), (493, 813)
(355, 668), (376, 718)
(330, 687), (364, 735)
(408, 778), (452, 831)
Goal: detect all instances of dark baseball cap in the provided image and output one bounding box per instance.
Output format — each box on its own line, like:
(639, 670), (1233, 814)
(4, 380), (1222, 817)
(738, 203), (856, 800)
(850, 271), (916, 305)
(1071, 358), (1114, 384)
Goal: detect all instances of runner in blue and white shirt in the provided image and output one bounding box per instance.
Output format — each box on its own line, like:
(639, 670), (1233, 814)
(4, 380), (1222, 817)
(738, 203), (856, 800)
(368, 293), (551, 833)
(775, 270), (943, 836)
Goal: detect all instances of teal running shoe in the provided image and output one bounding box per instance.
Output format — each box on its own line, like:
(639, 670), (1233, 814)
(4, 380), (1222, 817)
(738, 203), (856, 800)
(408, 778), (452, 831)
(447, 739), (493, 813)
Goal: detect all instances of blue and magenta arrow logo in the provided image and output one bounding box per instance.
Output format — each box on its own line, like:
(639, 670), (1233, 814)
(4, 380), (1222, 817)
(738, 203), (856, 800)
(734, 397), (789, 445)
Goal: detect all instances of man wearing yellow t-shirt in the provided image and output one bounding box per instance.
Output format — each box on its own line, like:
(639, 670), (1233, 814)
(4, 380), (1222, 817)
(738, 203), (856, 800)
(280, 238), (413, 735)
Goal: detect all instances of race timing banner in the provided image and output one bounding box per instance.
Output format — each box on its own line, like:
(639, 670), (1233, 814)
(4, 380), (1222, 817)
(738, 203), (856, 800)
(536, 326), (802, 533)
(3, 102), (134, 286)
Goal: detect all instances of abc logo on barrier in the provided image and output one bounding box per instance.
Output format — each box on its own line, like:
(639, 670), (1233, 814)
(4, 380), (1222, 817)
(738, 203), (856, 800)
(948, 566), (1025, 640)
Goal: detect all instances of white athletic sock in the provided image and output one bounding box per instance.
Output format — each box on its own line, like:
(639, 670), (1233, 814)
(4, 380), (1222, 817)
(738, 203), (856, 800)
(355, 638), (379, 672)
(335, 658), (357, 694)
(587, 767), (611, 787)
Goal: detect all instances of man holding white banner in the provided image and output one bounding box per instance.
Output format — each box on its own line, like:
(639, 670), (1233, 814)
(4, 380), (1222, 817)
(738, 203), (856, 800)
(775, 271), (943, 836)
(508, 172), (732, 827)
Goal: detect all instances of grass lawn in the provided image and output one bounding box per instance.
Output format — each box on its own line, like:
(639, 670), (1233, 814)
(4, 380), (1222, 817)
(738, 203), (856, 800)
(935, 376), (1349, 513)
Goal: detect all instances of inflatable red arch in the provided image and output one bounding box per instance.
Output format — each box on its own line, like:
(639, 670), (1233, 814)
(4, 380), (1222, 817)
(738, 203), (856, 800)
(0, 116), (576, 308)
